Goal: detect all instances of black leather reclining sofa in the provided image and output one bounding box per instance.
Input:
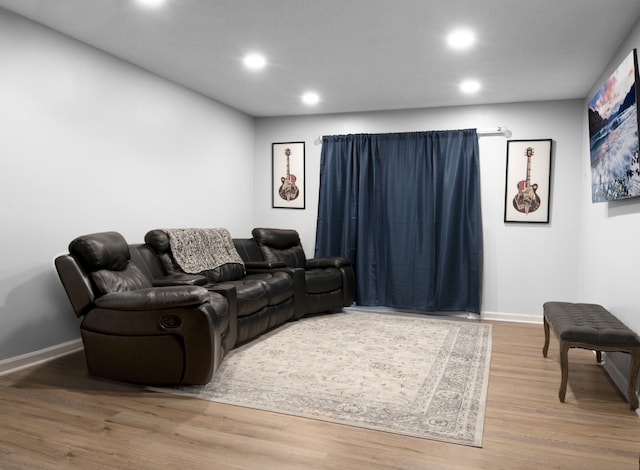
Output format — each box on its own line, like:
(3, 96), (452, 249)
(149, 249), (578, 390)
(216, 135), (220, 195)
(55, 228), (355, 386)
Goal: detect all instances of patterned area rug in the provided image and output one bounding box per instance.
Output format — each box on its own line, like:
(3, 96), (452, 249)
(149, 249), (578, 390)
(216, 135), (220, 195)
(150, 309), (492, 447)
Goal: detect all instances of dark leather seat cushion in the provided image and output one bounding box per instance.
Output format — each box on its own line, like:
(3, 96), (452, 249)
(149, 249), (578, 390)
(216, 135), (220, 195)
(245, 272), (295, 305)
(218, 279), (269, 317)
(305, 267), (343, 294)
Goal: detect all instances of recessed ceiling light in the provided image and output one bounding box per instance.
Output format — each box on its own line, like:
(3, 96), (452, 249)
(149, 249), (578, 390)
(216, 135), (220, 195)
(302, 92), (320, 105)
(447, 28), (476, 50)
(460, 80), (481, 94)
(136, 0), (166, 7)
(243, 53), (267, 71)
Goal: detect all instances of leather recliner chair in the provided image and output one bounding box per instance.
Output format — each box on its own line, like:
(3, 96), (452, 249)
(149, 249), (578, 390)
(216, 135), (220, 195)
(242, 228), (355, 315)
(54, 231), (230, 385)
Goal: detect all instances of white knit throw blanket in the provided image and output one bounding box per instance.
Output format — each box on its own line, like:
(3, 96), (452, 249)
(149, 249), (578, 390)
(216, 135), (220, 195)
(162, 228), (244, 274)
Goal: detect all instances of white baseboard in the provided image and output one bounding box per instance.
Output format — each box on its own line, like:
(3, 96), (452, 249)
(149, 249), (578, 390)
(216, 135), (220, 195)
(0, 339), (83, 376)
(351, 306), (543, 324)
(480, 310), (543, 324)
(601, 355), (640, 415)
(602, 358), (629, 399)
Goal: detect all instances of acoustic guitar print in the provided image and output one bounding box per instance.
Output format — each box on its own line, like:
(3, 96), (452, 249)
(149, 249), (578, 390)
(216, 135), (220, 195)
(279, 147), (300, 201)
(512, 146), (540, 214)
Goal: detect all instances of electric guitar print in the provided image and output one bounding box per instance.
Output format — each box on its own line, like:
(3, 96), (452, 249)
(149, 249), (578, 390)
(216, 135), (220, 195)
(512, 146), (540, 214)
(279, 147), (299, 201)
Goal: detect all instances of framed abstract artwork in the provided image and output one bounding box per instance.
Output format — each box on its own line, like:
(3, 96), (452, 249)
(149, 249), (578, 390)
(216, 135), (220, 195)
(588, 49), (640, 203)
(504, 139), (553, 223)
(272, 141), (305, 209)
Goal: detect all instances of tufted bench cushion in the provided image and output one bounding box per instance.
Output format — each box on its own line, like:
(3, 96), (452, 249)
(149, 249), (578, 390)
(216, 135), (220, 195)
(545, 302), (640, 347)
(542, 301), (640, 411)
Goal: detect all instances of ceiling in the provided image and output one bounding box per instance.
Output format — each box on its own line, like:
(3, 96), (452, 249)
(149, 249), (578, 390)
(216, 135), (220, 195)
(2, 0), (640, 117)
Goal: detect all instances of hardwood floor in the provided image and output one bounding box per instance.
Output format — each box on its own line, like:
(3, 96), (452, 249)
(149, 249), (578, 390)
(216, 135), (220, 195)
(1, 321), (639, 469)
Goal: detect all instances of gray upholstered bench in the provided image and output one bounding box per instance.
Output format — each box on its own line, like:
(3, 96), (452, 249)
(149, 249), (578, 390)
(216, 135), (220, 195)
(542, 301), (640, 410)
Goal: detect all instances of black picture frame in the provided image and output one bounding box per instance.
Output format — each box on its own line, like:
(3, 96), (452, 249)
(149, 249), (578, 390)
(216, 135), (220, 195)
(272, 141), (305, 209)
(504, 139), (552, 223)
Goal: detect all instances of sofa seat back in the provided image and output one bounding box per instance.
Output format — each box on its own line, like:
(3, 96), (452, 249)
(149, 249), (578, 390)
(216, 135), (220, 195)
(251, 228), (306, 268)
(56, 231), (153, 317)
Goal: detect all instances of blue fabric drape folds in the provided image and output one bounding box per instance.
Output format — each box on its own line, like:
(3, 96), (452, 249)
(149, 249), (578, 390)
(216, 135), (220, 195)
(314, 129), (483, 313)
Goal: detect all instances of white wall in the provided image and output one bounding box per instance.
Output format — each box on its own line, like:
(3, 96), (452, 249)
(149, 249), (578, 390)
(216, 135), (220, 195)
(4, 4), (635, 363)
(254, 100), (584, 321)
(0, 8), (256, 361)
(579, 18), (640, 335)
(576, 17), (640, 397)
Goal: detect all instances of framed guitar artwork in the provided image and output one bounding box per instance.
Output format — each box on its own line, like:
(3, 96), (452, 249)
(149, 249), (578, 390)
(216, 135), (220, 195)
(272, 141), (305, 209)
(504, 139), (552, 223)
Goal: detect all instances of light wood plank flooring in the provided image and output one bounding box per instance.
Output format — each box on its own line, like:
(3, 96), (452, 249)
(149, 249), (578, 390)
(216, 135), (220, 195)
(1, 321), (639, 469)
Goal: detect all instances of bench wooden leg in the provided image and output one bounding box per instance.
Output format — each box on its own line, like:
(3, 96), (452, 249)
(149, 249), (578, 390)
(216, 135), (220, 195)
(543, 315), (550, 358)
(630, 350), (640, 411)
(559, 342), (570, 403)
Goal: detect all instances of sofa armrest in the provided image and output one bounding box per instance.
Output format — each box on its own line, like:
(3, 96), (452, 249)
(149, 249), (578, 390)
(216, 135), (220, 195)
(151, 273), (208, 287)
(205, 283), (238, 349)
(94, 286), (210, 311)
(244, 261), (288, 270)
(306, 256), (351, 269)
(81, 299), (224, 384)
